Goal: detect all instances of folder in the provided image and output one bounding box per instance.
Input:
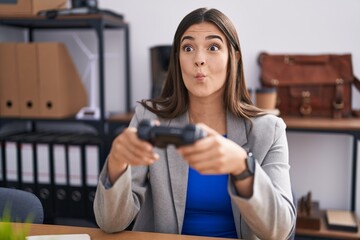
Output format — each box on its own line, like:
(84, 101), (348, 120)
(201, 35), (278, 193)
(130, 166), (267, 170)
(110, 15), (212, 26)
(19, 133), (37, 194)
(32, 132), (66, 223)
(16, 43), (40, 118)
(0, 135), (5, 187)
(83, 136), (103, 220)
(16, 132), (48, 193)
(37, 43), (88, 118)
(4, 133), (26, 189)
(67, 136), (87, 218)
(0, 43), (20, 117)
(52, 134), (70, 218)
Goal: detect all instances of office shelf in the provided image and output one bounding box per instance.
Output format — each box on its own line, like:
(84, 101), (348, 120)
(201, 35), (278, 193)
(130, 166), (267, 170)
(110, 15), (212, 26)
(0, 10), (131, 224)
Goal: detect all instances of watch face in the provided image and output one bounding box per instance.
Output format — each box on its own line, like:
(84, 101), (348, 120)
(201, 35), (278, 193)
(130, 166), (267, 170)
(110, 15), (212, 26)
(247, 153), (256, 175)
(231, 152), (255, 181)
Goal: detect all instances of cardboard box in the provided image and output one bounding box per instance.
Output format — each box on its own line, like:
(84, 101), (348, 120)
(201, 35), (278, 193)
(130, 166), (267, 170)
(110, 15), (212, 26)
(17, 43), (41, 118)
(37, 42), (88, 118)
(0, 43), (20, 117)
(0, 42), (88, 118)
(0, 0), (67, 16)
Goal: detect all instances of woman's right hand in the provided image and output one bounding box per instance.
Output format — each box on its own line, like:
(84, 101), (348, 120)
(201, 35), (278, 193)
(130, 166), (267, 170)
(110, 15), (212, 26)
(107, 127), (159, 184)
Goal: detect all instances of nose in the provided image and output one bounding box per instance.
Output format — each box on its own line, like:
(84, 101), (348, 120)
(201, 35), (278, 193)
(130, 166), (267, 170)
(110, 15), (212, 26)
(194, 52), (205, 67)
(195, 60), (205, 67)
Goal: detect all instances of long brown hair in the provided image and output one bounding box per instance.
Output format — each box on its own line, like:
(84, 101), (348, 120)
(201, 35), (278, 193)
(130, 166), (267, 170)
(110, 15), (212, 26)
(140, 8), (263, 121)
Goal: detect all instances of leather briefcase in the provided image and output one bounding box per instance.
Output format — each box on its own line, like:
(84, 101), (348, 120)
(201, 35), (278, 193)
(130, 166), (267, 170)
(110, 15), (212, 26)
(258, 52), (360, 118)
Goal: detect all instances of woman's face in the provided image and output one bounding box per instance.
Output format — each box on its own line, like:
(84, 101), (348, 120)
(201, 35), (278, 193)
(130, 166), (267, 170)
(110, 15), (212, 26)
(179, 22), (229, 101)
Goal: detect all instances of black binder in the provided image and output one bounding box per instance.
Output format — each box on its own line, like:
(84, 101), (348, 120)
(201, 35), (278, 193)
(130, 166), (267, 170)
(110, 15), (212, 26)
(52, 134), (72, 219)
(0, 134), (6, 187)
(18, 132), (40, 194)
(3, 132), (27, 189)
(66, 135), (87, 219)
(83, 135), (103, 220)
(35, 133), (62, 223)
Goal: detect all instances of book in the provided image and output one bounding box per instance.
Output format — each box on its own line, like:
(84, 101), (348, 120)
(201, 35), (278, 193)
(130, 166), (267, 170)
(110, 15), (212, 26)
(26, 234), (90, 240)
(326, 209), (359, 232)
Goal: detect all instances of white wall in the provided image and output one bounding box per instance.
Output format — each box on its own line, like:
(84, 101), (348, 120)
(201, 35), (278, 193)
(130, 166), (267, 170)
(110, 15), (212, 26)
(98, 0), (360, 216)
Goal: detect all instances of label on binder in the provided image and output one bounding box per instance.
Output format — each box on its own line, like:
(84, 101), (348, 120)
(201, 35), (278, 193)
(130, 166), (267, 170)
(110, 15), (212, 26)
(85, 145), (99, 187)
(21, 143), (34, 183)
(68, 145), (82, 186)
(37, 144), (50, 183)
(53, 144), (67, 185)
(5, 141), (18, 181)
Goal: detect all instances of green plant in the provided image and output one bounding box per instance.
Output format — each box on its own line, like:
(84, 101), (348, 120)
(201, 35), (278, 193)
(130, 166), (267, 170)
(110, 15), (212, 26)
(0, 205), (32, 240)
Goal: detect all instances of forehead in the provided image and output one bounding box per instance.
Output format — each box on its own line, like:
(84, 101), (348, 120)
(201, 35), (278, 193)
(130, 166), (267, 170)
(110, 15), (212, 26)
(182, 22), (226, 39)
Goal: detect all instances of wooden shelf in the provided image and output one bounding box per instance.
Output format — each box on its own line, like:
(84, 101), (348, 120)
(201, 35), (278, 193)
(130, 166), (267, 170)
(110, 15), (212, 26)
(283, 117), (360, 131)
(296, 211), (360, 239)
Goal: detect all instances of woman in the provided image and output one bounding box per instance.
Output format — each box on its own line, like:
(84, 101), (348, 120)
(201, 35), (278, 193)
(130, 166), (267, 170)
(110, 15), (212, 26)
(94, 7), (296, 240)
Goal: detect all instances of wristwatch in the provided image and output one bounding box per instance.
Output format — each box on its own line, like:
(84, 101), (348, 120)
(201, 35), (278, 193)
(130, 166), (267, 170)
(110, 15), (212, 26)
(231, 152), (256, 181)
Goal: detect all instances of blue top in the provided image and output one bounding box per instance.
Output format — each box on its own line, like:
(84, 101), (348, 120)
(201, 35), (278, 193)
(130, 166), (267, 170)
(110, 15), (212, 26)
(181, 167), (238, 238)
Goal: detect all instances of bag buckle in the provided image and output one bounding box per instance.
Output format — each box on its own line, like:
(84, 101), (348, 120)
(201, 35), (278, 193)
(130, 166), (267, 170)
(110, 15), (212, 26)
(333, 101), (344, 110)
(333, 78), (344, 118)
(300, 91), (312, 116)
(284, 56), (295, 65)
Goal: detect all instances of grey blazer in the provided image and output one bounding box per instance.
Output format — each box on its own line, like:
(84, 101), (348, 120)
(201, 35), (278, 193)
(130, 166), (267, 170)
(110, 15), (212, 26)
(94, 104), (296, 240)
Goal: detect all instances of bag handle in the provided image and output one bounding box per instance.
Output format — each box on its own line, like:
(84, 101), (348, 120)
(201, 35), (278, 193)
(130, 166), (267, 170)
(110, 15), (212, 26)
(354, 76), (360, 91)
(352, 76), (360, 117)
(284, 55), (330, 65)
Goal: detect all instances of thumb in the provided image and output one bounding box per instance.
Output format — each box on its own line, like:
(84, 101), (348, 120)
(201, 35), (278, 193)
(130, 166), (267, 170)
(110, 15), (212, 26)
(196, 123), (218, 137)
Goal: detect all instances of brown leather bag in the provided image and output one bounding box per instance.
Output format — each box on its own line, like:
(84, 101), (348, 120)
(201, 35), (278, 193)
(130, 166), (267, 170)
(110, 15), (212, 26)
(258, 52), (360, 118)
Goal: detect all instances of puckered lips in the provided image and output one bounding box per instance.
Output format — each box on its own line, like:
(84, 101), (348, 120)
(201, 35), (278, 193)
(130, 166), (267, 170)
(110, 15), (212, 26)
(195, 72), (206, 81)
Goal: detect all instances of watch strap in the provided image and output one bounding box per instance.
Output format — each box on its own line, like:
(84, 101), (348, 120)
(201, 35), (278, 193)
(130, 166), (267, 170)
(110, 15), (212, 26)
(231, 152), (255, 181)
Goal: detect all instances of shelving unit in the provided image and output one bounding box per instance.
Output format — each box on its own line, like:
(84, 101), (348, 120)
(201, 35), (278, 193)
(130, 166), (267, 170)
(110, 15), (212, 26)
(0, 11), (131, 224)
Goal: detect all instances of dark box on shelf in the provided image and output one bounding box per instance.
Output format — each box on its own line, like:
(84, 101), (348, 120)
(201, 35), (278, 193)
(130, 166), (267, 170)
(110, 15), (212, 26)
(326, 210), (359, 232)
(296, 201), (322, 230)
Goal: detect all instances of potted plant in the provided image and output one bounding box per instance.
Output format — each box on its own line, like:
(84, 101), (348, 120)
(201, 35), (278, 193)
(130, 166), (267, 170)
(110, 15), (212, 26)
(0, 207), (31, 240)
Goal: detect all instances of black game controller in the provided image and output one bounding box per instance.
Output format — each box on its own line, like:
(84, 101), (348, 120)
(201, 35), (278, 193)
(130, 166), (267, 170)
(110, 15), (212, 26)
(137, 119), (206, 148)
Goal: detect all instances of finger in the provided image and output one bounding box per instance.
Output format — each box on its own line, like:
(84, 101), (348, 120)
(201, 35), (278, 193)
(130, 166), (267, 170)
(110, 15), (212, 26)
(196, 123), (219, 137)
(113, 128), (158, 165)
(178, 134), (222, 157)
(114, 140), (158, 166)
(124, 128), (156, 159)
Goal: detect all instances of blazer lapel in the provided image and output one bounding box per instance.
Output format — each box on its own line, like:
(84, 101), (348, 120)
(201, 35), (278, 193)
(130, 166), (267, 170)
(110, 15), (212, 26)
(165, 112), (189, 233)
(226, 111), (249, 237)
(226, 110), (248, 150)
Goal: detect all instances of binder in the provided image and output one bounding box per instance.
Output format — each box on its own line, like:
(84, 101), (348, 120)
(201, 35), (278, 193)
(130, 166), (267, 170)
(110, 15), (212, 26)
(19, 133), (37, 194)
(16, 43), (40, 118)
(0, 43), (20, 117)
(52, 134), (71, 218)
(35, 133), (63, 223)
(83, 136), (103, 220)
(0, 134), (5, 187)
(67, 136), (87, 218)
(15, 132), (48, 193)
(4, 132), (28, 189)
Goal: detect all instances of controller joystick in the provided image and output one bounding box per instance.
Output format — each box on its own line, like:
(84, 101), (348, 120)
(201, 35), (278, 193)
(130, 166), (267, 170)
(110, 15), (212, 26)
(137, 119), (206, 148)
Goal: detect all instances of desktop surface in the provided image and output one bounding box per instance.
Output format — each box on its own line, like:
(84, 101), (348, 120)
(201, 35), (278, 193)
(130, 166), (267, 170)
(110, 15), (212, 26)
(4, 222), (237, 240)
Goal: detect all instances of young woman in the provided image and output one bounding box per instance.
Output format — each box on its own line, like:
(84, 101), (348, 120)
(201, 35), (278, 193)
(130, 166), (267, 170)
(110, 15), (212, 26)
(94, 7), (296, 240)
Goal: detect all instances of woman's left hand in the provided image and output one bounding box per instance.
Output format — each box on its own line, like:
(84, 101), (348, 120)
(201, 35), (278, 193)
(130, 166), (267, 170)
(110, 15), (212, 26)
(177, 123), (248, 175)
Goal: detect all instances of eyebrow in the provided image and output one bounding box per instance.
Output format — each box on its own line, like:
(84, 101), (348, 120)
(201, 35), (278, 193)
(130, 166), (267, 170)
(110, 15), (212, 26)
(181, 34), (224, 43)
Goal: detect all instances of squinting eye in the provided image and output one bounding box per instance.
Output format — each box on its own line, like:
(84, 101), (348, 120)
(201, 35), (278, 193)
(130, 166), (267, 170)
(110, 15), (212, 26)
(209, 44), (219, 51)
(183, 46), (193, 52)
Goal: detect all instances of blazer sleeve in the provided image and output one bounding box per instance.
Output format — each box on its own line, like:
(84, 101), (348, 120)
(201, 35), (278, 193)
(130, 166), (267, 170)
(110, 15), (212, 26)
(228, 116), (296, 240)
(93, 104), (150, 233)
